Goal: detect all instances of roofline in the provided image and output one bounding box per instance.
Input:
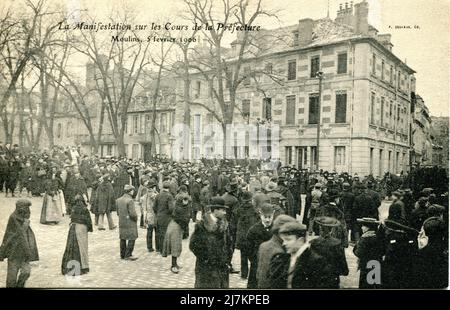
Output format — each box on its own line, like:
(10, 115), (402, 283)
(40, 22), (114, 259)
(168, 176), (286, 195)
(191, 36), (415, 77)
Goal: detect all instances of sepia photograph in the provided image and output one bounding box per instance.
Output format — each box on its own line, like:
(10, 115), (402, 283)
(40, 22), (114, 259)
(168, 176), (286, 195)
(0, 0), (448, 293)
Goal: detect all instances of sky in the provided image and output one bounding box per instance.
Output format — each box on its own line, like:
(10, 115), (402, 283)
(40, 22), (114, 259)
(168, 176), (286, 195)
(2, 0), (449, 116)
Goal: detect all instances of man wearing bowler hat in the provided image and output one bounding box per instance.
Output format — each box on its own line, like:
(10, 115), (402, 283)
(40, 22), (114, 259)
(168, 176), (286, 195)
(0, 199), (39, 287)
(189, 197), (233, 288)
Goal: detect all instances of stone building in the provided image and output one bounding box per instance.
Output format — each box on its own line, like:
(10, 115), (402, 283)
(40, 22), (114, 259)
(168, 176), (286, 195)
(411, 95), (433, 166)
(176, 0), (415, 176)
(431, 116), (449, 169)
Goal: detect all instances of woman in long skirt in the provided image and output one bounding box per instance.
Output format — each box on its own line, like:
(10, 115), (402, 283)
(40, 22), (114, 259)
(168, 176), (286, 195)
(40, 167), (64, 225)
(61, 195), (93, 276)
(162, 193), (191, 274)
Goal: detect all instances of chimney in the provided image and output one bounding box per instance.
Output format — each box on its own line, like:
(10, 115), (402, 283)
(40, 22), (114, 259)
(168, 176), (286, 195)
(335, 2), (354, 27)
(298, 18), (314, 46)
(354, 0), (369, 35)
(377, 34), (393, 51)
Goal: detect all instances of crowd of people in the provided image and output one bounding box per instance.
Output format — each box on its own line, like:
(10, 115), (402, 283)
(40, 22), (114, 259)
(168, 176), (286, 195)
(0, 143), (448, 289)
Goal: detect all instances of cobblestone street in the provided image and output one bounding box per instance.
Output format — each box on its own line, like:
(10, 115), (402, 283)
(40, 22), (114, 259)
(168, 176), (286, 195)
(0, 195), (391, 288)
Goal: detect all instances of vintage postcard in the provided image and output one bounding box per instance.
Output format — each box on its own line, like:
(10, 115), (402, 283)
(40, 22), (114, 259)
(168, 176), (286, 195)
(0, 0), (448, 293)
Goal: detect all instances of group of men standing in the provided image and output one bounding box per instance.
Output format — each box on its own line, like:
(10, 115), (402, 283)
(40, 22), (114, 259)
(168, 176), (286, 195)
(0, 145), (447, 289)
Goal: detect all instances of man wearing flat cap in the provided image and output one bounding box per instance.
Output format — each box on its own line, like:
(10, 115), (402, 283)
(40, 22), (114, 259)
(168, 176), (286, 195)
(0, 199), (39, 287)
(117, 185), (138, 260)
(267, 221), (320, 288)
(256, 214), (297, 288)
(189, 197), (233, 288)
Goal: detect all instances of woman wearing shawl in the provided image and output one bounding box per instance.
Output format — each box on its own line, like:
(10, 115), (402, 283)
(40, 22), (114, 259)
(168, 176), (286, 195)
(40, 166), (64, 224)
(61, 194), (93, 276)
(162, 193), (191, 274)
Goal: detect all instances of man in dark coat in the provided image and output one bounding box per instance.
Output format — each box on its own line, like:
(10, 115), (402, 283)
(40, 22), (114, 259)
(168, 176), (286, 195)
(221, 181), (240, 273)
(189, 197), (233, 288)
(409, 197), (429, 231)
(352, 183), (379, 241)
(190, 175), (202, 222)
(339, 182), (354, 234)
(378, 202), (418, 288)
(153, 181), (175, 254)
(256, 214), (297, 288)
(276, 176), (296, 218)
(0, 199), (39, 287)
(93, 174), (116, 231)
(308, 216), (349, 288)
(412, 217), (448, 288)
(353, 218), (383, 288)
(235, 191), (259, 279)
(117, 185), (138, 261)
(245, 203), (275, 288)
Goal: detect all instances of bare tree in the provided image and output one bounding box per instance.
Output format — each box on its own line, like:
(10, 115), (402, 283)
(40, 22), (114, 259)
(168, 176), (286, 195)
(182, 0), (281, 156)
(0, 0), (62, 144)
(71, 12), (152, 156)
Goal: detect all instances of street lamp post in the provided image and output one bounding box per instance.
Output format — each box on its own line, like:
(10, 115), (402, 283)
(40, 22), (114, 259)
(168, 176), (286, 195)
(315, 71), (323, 171)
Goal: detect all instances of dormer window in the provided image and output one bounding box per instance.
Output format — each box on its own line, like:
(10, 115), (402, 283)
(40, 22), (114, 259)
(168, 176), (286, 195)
(293, 31), (299, 46)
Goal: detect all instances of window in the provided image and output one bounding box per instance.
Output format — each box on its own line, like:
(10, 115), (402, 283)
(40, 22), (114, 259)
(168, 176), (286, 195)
(132, 144), (139, 159)
(133, 115), (139, 134)
(308, 94), (319, 124)
(311, 146), (317, 169)
(243, 66), (251, 86)
(265, 63), (273, 74)
(194, 114), (201, 140)
(66, 122), (72, 137)
(397, 71), (401, 89)
(381, 60), (385, 80)
(140, 115), (144, 133)
(293, 32), (299, 46)
(337, 53), (347, 74)
(389, 102), (393, 128)
(379, 149), (384, 176)
(334, 146), (346, 166)
(57, 123), (62, 139)
(310, 56), (320, 78)
(370, 148), (374, 175)
(195, 81), (201, 98)
(335, 93), (347, 123)
(107, 145), (113, 156)
(285, 146), (293, 165)
(388, 151), (392, 172)
(381, 97), (385, 127)
(397, 105), (401, 121)
(286, 95), (296, 125)
(288, 60), (296, 81)
(370, 93), (376, 125)
(262, 98), (272, 120)
(160, 113), (167, 133)
(390, 65), (394, 84)
(242, 99), (250, 117)
(372, 54), (376, 74)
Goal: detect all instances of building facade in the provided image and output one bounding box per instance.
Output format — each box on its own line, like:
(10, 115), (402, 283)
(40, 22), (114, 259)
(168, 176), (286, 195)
(176, 1), (415, 176)
(411, 95), (433, 166)
(431, 116), (449, 169)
